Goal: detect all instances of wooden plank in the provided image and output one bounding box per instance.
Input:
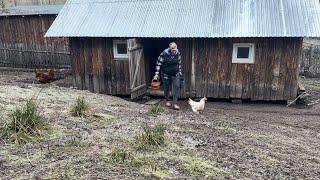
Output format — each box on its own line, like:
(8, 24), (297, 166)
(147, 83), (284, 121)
(120, 61), (126, 95)
(290, 38), (303, 99)
(206, 38), (215, 98)
(256, 39), (265, 100)
(225, 39), (232, 99)
(234, 39), (244, 99)
(96, 38), (106, 93)
(124, 60), (130, 94)
(259, 38), (268, 100)
(263, 38), (273, 101)
(219, 39), (228, 98)
(211, 39), (220, 98)
(194, 39), (200, 97)
(197, 39), (205, 97)
(270, 38), (279, 100)
(283, 38), (292, 100)
(91, 38), (100, 93)
(251, 39), (260, 100)
(235, 64), (244, 99)
(241, 64), (249, 99)
(229, 63), (237, 98)
(79, 38), (86, 90)
(105, 38), (113, 94)
(277, 39), (286, 100)
(128, 38), (147, 99)
(191, 39), (196, 96)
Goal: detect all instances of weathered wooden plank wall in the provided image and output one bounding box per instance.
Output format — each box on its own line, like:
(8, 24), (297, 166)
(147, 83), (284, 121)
(70, 37), (130, 95)
(0, 15), (70, 68)
(191, 37), (302, 101)
(70, 37), (301, 101)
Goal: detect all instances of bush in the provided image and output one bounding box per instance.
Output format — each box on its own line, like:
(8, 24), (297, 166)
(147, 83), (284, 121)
(1, 99), (45, 144)
(135, 124), (166, 150)
(71, 96), (89, 117)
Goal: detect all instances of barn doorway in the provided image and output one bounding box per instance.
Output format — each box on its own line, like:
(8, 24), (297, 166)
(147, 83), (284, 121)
(128, 38), (177, 99)
(142, 38), (177, 96)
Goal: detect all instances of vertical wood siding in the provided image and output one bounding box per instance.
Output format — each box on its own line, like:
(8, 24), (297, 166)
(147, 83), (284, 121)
(190, 37), (302, 101)
(0, 15), (70, 68)
(70, 37), (301, 101)
(70, 38), (130, 95)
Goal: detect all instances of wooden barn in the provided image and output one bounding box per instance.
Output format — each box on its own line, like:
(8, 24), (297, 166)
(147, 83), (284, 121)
(0, 4), (70, 69)
(46, 0), (320, 101)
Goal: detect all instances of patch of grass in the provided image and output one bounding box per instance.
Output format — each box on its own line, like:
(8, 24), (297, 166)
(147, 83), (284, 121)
(0, 99), (46, 144)
(105, 147), (131, 164)
(135, 124), (166, 150)
(261, 155), (281, 167)
(147, 103), (164, 117)
(216, 126), (237, 134)
(47, 139), (92, 159)
(127, 154), (172, 179)
(300, 79), (320, 89)
(141, 165), (172, 179)
(70, 96), (89, 117)
(180, 155), (228, 178)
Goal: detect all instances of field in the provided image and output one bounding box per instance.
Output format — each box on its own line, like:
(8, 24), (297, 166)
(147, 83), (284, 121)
(1, 69), (320, 179)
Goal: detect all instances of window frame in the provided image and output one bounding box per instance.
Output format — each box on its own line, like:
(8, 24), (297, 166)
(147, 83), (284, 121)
(232, 43), (255, 64)
(113, 40), (128, 59)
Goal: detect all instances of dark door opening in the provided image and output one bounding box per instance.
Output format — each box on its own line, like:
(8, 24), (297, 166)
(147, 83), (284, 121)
(142, 38), (176, 94)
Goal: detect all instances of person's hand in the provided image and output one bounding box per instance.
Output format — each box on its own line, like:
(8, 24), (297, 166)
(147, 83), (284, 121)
(179, 72), (182, 76)
(153, 74), (159, 80)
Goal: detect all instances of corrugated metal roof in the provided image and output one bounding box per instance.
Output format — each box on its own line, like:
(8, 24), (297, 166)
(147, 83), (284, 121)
(45, 0), (320, 38)
(0, 5), (63, 16)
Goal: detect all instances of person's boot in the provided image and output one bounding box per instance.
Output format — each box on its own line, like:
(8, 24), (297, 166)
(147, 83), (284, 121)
(165, 101), (171, 107)
(173, 104), (180, 110)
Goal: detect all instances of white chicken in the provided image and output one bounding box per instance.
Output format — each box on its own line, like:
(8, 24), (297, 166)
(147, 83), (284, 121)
(188, 97), (207, 114)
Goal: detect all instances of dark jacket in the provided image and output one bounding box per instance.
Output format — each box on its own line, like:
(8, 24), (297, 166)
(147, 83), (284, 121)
(155, 48), (182, 76)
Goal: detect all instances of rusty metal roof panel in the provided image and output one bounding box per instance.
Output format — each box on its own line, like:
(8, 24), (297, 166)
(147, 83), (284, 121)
(45, 0), (320, 38)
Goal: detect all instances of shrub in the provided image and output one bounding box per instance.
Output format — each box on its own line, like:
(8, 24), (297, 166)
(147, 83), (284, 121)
(1, 99), (45, 144)
(135, 124), (166, 150)
(71, 96), (89, 117)
(147, 103), (164, 117)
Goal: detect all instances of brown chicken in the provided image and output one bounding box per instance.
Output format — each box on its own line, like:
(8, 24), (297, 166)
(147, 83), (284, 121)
(35, 69), (54, 83)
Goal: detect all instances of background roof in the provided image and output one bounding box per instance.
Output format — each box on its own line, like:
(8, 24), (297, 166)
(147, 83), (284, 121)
(45, 0), (320, 38)
(0, 5), (64, 16)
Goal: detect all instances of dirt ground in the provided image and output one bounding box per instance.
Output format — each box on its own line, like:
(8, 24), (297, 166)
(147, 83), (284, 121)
(0, 69), (320, 179)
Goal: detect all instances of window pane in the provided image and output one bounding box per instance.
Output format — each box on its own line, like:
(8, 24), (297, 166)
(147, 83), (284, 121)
(237, 47), (250, 58)
(117, 43), (127, 54)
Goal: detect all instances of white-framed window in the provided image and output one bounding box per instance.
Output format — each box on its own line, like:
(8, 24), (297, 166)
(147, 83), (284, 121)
(113, 40), (128, 59)
(232, 43), (255, 64)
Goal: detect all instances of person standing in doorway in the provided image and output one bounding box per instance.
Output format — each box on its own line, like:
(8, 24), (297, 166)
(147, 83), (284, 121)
(153, 42), (182, 110)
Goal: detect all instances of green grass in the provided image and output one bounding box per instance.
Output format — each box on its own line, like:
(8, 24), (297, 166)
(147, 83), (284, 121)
(70, 96), (89, 117)
(147, 103), (165, 117)
(303, 81), (320, 89)
(261, 155), (281, 167)
(135, 124), (166, 150)
(0, 99), (46, 144)
(105, 147), (131, 164)
(180, 155), (228, 178)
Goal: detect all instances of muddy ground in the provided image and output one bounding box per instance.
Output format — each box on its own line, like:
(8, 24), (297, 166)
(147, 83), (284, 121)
(0, 69), (320, 179)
